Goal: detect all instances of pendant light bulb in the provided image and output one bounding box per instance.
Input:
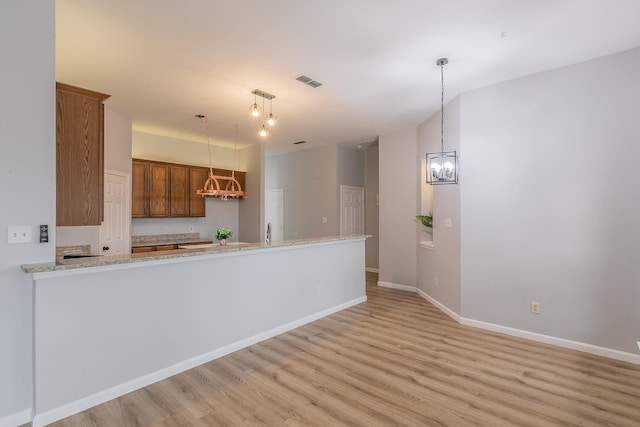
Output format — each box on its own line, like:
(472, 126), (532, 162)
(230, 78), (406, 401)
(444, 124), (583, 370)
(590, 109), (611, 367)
(266, 98), (277, 127)
(249, 94), (261, 118)
(258, 124), (269, 138)
(266, 113), (276, 127)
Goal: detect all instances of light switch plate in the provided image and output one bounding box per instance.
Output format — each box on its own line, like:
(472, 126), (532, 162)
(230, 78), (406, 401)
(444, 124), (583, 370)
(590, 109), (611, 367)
(444, 218), (452, 228)
(8, 226), (32, 243)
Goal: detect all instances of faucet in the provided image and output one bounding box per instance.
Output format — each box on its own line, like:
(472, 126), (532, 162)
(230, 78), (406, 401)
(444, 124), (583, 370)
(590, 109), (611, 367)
(266, 222), (272, 244)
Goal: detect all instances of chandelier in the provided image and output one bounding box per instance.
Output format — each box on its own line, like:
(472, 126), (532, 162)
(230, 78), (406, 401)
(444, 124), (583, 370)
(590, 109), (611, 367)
(426, 58), (458, 185)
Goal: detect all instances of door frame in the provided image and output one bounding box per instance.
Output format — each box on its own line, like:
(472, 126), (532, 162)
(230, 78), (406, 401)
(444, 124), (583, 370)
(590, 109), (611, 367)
(100, 169), (131, 254)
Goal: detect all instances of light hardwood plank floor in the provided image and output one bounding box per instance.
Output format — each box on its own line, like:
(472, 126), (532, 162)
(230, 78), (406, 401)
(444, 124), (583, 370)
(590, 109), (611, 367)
(45, 272), (640, 426)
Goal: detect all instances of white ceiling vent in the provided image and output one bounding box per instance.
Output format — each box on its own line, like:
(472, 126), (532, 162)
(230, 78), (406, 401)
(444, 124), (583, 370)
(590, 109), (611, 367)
(295, 74), (323, 88)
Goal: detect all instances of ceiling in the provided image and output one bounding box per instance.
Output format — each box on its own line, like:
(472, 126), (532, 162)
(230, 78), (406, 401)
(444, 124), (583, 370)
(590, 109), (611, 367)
(55, 0), (640, 155)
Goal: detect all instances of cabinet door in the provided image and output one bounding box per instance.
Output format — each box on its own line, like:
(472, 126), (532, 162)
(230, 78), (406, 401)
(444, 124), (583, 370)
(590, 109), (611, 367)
(131, 160), (148, 217)
(56, 83), (110, 226)
(149, 163), (170, 217)
(189, 167), (208, 217)
(170, 165), (189, 217)
(132, 246), (154, 253)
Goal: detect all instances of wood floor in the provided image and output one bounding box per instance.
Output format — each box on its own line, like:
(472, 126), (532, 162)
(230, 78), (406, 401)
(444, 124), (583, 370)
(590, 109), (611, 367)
(46, 272), (640, 427)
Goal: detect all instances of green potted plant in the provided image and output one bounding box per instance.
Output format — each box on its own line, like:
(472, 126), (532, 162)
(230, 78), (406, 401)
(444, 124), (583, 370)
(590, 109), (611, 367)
(215, 227), (233, 245)
(416, 214), (433, 228)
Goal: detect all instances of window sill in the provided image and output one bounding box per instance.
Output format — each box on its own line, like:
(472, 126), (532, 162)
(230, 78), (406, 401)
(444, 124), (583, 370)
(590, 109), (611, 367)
(419, 241), (434, 251)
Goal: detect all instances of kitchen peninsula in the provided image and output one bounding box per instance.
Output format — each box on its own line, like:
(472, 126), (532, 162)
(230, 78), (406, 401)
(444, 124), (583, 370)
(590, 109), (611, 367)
(24, 235), (368, 427)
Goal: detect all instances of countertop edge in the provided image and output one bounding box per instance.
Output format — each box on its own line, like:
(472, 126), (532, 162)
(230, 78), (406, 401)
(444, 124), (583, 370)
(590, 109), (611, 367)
(22, 235), (371, 276)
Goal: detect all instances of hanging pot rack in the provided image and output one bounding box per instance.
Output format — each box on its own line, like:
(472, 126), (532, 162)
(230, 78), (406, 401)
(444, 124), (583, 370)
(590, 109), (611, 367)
(195, 115), (246, 200)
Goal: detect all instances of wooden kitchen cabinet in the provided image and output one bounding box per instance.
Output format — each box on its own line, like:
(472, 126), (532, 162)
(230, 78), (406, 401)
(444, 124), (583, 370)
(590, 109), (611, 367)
(131, 160), (149, 217)
(170, 165), (189, 217)
(149, 163), (170, 217)
(131, 241), (212, 253)
(131, 159), (245, 218)
(131, 246), (155, 253)
(189, 166), (208, 217)
(56, 82), (110, 226)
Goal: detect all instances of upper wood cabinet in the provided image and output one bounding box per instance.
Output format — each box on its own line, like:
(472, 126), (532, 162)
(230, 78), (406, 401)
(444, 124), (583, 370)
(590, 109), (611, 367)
(131, 159), (244, 218)
(170, 165), (189, 217)
(149, 162), (170, 217)
(189, 166), (208, 217)
(131, 160), (149, 217)
(56, 82), (110, 226)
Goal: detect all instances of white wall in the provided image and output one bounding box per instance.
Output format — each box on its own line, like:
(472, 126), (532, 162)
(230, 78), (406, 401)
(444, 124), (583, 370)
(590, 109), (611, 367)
(133, 130), (236, 168)
(105, 107), (133, 174)
(459, 48), (640, 354)
(238, 143), (264, 243)
(0, 1), (55, 424)
(416, 97), (461, 313)
(364, 145), (379, 270)
(378, 129), (417, 288)
(266, 145), (339, 239)
(131, 200), (240, 242)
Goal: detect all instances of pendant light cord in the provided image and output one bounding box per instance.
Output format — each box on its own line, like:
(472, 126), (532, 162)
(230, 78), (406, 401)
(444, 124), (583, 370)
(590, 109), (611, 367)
(440, 61), (445, 154)
(198, 115), (214, 174)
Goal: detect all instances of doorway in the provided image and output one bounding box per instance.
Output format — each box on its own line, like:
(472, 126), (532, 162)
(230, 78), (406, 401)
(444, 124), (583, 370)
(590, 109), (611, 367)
(100, 170), (130, 254)
(340, 185), (364, 235)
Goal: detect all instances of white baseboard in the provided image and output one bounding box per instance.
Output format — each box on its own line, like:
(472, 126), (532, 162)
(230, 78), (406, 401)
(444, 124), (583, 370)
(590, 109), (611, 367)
(0, 409), (31, 427)
(416, 288), (461, 323)
(365, 267), (379, 273)
(31, 296), (367, 427)
(415, 289), (640, 366)
(461, 317), (640, 365)
(377, 280), (416, 292)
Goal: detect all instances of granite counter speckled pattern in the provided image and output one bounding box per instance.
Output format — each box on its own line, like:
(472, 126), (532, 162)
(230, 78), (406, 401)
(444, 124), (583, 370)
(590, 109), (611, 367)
(22, 235), (370, 274)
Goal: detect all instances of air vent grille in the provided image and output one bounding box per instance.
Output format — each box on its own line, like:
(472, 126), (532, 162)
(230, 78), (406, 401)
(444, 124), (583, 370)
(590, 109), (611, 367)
(295, 74), (323, 88)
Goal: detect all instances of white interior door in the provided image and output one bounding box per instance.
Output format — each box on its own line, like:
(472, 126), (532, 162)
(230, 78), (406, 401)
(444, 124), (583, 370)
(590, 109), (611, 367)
(100, 170), (130, 254)
(340, 185), (364, 235)
(266, 189), (284, 242)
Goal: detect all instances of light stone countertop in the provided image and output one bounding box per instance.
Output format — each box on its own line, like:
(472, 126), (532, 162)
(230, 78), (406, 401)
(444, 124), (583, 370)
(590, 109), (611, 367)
(22, 235), (370, 274)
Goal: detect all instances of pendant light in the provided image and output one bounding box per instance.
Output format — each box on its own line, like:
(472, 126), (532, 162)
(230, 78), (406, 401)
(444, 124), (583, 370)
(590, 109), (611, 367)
(258, 95), (269, 138)
(265, 97), (277, 127)
(249, 93), (261, 117)
(426, 57), (458, 185)
(250, 89), (276, 138)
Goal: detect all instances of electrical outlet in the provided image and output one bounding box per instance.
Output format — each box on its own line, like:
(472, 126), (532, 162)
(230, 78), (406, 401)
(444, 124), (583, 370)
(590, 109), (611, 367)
(315, 286), (321, 296)
(530, 302), (541, 314)
(322, 217), (328, 223)
(435, 277), (439, 287)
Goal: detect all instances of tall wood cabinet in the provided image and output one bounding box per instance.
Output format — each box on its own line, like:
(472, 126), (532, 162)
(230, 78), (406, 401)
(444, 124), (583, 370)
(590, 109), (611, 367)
(56, 82), (110, 226)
